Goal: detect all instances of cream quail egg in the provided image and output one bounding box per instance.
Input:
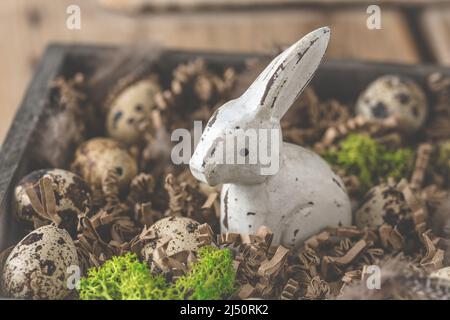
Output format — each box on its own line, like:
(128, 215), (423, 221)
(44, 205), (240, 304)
(355, 182), (414, 232)
(1, 225), (79, 300)
(71, 137), (138, 191)
(142, 216), (204, 258)
(14, 169), (91, 238)
(106, 78), (160, 146)
(356, 75), (428, 133)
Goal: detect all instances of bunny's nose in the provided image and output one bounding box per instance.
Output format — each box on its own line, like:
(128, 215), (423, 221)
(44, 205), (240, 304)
(189, 158), (208, 183)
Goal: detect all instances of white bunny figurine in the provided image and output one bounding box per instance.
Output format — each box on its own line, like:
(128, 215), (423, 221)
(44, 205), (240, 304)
(190, 27), (351, 246)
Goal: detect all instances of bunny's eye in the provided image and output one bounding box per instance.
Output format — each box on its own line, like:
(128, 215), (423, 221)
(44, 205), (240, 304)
(240, 148), (249, 157)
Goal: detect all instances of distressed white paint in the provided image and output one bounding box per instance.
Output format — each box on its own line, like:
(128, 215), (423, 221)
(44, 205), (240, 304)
(189, 27), (352, 246)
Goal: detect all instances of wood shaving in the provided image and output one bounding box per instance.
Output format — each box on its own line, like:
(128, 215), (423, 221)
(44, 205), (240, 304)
(197, 223), (214, 246)
(257, 246), (290, 281)
(155, 59), (236, 129)
(315, 115), (399, 152)
(410, 144), (434, 190)
(102, 169), (122, 211)
(164, 172), (218, 231)
(127, 173), (155, 205)
(24, 177), (62, 226)
(237, 283), (257, 300)
(282, 88), (351, 147)
(134, 202), (162, 227)
(75, 217), (117, 272)
(304, 276), (330, 300)
(280, 279), (299, 300)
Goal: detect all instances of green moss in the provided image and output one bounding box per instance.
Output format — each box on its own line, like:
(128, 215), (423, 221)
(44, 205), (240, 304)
(173, 246), (236, 300)
(436, 140), (450, 180)
(78, 246), (236, 300)
(323, 134), (414, 193)
(78, 253), (169, 300)
(379, 148), (414, 181)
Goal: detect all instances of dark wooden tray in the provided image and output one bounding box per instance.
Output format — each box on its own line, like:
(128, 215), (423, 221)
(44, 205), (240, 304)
(1, 43), (450, 255)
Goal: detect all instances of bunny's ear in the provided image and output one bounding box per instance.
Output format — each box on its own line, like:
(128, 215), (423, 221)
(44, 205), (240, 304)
(243, 27), (330, 121)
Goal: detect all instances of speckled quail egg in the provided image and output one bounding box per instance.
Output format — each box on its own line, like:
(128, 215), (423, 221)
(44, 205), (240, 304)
(106, 78), (161, 145)
(1, 225), (79, 299)
(430, 267), (450, 283)
(14, 169), (91, 238)
(142, 216), (204, 258)
(355, 183), (414, 232)
(71, 137), (138, 191)
(356, 75), (428, 133)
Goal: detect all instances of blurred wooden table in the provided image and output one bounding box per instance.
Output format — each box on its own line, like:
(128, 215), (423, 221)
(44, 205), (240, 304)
(1, 0), (448, 144)
(421, 5), (450, 65)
